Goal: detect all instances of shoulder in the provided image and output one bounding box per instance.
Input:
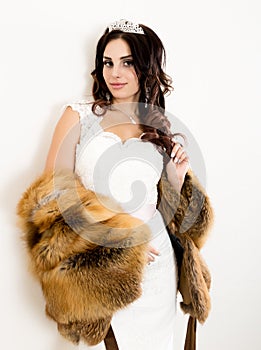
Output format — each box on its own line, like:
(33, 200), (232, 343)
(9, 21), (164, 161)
(58, 105), (80, 127)
(62, 100), (94, 123)
(48, 106), (79, 143)
(54, 100), (94, 133)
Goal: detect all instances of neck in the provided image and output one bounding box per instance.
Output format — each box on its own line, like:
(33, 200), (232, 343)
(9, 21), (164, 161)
(111, 101), (139, 117)
(109, 102), (139, 125)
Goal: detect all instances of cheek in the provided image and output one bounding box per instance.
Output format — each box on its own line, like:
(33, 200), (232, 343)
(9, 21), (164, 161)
(103, 68), (110, 82)
(129, 70), (139, 88)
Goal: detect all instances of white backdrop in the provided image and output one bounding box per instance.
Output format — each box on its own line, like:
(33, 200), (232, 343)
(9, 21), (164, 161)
(1, 1), (260, 349)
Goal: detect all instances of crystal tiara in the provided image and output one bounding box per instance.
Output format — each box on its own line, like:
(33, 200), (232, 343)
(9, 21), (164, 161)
(107, 19), (145, 35)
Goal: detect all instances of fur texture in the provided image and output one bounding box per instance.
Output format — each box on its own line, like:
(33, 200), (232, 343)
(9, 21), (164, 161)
(17, 170), (151, 345)
(17, 167), (214, 345)
(157, 168), (214, 323)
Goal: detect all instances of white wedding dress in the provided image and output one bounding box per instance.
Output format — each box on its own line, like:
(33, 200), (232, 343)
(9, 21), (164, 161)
(65, 101), (178, 350)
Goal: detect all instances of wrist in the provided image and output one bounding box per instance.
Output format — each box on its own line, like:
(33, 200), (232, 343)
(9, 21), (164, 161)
(178, 175), (185, 189)
(168, 176), (185, 192)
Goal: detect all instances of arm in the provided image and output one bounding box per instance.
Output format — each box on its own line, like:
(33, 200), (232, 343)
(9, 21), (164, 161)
(157, 168), (214, 323)
(165, 142), (190, 192)
(44, 106), (81, 172)
(148, 143), (189, 261)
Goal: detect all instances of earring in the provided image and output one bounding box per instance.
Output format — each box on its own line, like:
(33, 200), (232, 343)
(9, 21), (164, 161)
(145, 87), (150, 108)
(106, 92), (111, 102)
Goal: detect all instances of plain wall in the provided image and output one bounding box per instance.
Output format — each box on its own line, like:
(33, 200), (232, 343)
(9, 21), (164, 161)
(1, 0), (260, 349)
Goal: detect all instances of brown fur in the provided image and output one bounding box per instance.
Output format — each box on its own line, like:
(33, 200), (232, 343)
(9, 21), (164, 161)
(157, 168), (214, 323)
(17, 167), (214, 345)
(17, 170), (151, 345)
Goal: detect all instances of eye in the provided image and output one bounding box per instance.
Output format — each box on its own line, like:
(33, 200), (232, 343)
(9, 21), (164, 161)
(123, 60), (134, 67)
(103, 60), (113, 67)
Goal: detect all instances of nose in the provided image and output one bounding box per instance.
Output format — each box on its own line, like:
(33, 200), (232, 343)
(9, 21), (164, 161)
(111, 64), (121, 78)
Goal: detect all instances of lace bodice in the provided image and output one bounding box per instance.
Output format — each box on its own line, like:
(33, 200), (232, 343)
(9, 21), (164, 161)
(65, 101), (164, 215)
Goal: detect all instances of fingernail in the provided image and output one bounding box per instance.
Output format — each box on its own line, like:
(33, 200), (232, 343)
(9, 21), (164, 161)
(171, 152), (175, 158)
(174, 158), (178, 163)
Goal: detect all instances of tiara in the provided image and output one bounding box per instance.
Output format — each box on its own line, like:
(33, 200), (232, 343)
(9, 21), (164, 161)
(108, 19), (145, 35)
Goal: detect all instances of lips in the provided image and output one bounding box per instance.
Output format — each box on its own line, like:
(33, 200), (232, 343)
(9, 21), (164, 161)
(110, 83), (127, 89)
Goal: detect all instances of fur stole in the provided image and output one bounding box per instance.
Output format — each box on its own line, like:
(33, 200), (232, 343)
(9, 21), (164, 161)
(17, 167), (214, 345)
(17, 169), (151, 345)
(157, 168), (214, 323)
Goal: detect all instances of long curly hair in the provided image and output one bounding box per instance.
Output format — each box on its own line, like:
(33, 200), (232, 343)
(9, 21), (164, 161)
(91, 23), (184, 164)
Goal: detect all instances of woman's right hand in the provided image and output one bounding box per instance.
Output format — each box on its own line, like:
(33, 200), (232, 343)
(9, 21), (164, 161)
(147, 245), (160, 264)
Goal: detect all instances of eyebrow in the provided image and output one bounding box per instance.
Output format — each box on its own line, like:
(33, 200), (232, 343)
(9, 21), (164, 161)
(103, 55), (133, 60)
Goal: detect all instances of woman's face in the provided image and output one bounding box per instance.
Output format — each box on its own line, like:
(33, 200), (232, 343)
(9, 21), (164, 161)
(103, 38), (140, 103)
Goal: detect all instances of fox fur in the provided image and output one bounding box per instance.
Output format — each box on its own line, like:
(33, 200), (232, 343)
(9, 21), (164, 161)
(17, 167), (214, 345)
(157, 169), (214, 323)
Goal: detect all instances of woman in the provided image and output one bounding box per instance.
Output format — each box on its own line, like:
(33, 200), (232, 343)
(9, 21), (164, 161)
(18, 20), (212, 350)
(44, 20), (190, 349)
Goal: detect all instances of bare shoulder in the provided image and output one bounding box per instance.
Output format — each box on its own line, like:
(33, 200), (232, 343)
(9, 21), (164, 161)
(55, 106), (80, 132)
(44, 106), (81, 172)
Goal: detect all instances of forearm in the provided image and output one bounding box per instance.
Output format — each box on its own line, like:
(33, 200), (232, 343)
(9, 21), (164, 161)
(168, 175), (185, 193)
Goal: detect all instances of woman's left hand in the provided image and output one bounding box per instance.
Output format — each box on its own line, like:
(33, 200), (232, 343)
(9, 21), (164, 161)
(165, 142), (190, 191)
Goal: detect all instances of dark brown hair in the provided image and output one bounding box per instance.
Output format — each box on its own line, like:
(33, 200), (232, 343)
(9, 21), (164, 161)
(91, 23), (183, 163)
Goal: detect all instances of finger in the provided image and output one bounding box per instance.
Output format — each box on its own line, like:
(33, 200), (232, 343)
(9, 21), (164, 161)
(147, 251), (160, 263)
(147, 246), (160, 263)
(148, 245), (160, 256)
(173, 148), (186, 164)
(147, 254), (155, 263)
(170, 143), (182, 158)
(176, 153), (189, 165)
(176, 156), (190, 166)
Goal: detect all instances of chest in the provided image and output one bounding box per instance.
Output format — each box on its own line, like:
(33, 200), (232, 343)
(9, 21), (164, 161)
(99, 118), (144, 143)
